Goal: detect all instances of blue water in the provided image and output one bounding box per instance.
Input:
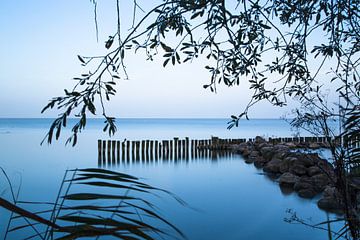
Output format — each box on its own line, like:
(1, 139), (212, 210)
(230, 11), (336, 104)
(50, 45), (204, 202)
(0, 118), (342, 239)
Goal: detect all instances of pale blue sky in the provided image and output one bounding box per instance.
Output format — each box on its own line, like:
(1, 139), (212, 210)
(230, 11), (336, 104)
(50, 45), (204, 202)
(0, 0), (331, 119)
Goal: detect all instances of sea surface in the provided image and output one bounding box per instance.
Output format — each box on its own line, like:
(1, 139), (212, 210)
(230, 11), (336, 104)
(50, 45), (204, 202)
(0, 118), (342, 240)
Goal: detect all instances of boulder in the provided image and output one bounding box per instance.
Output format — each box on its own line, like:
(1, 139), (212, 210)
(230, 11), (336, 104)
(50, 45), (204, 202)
(232, 142), (248, 154)
(263, 158), (283, 174)
(293, 177), (314, 192)
(272, 145), (290, 159)
(255, 136), (266, 144)
(253, 156), (267, 168)
(260, 146), (275, 161)
(311, 173), (330, 191)
(279, 173), (299, 188)
(307, 166), (322, 176)
(246, 150), (260, 163)
(309, 142), (320, 149)
(279, 160), (290, 173)
(295, 154), (315, 167)
(284, 142), (297, 148)
(289, 164), (307, 176)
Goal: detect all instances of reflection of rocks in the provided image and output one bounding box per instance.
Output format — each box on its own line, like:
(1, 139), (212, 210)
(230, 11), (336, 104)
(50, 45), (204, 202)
(317, 186), (344, 213)
(231, 136), (348, 212)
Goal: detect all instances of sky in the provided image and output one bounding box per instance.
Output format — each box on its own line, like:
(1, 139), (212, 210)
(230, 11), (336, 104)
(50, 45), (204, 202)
(0, 0), (332, 119)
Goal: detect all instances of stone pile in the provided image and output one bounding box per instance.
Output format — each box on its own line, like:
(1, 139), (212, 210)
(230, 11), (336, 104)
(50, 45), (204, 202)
(231, 136), (345, 212)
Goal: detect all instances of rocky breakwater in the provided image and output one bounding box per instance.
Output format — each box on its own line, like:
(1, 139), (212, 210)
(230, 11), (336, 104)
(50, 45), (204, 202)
(232, 136), (346, 213)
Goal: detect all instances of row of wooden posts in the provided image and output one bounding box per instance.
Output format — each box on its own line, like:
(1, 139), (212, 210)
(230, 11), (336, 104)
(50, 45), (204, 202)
(97, 136), (336, 166)
(97, 137), (235, 166)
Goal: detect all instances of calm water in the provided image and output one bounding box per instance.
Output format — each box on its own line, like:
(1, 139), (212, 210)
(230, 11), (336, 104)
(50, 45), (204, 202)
(0, 118), (342, 239)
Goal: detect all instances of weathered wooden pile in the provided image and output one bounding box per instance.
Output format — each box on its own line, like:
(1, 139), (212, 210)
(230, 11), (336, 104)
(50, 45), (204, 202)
(97, 137), (236, 166)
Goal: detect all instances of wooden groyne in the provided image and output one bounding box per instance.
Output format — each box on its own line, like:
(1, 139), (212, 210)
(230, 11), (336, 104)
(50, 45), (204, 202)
(97, 136), (336, 167)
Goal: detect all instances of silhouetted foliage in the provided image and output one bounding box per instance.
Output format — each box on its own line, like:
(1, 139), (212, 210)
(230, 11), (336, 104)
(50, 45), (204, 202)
(1, 168), (186, 240)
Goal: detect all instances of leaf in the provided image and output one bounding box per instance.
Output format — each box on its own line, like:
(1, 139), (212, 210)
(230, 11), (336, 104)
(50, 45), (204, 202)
(77, 55), (85, 64)
(160, 42), (172, 52)
(163, 58), (170, 67)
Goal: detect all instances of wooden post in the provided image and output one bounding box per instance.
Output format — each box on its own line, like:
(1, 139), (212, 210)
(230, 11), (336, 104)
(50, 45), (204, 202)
(131, 141), (135, 163)
(162, 140), (166, 160)
(155, 140), (159, 161)
(150, 140), (154, 161)
(112, 141), (116, 164)
(182, 139), (186, 159)
(174, 137), (178, 160)
(121, 142), (125, 163)
(169, 140), (173, 161)
(141, 140), (145, 162)
(117, 141), (120, 164)
(98, 140), (102, 167)
(159, 142), (162, 160)
(107, 140), (111, 165)
(185, 137), (189, 160)
(145, 140), (150, 162)
(135, 141), (140, 162)
(102, 140), (106, 164)
(126, 141), (130, 163)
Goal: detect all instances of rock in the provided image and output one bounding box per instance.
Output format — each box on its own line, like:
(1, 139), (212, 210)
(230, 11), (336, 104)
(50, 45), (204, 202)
(298, 188), (318, 198)
(245, 150), (260, 163)
(289, 164), (307, 176)
(272, 145), (290, 159)
(279, 160), (290, 173)
(255, 136), (266, 144)
(284, 142), (297, 148)
(234, 142), (248, 154)
(253, 156), (267, 168)
(317, 198), (343, 212)
(307, 166), (322, 176)
(260, 146), (275, 161)
(311, 173), (330, 191)
(279, 173), (299, 188)
(263, 158), (283, 174)
(242, 147), (252, 157)
(309, 142), (320, 149)
(295, 154), (315, 167)
(293, 177), (313, 192)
